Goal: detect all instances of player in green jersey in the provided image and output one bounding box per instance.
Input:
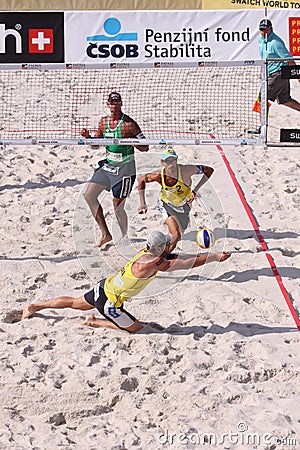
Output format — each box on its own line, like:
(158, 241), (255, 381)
(81, 92), (148, 248)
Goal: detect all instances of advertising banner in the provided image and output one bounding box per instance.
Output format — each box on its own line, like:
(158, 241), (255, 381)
(0, 12), (64, 63)
(202, 0), (300, 9)
(64, 10), (299, 63)
(0, 10), (298, 64)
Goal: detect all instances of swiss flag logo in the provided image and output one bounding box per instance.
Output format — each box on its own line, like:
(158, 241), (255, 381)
(28, 29), (54, 53)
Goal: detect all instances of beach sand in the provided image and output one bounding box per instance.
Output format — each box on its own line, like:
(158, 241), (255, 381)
(0, 82), (299, 449)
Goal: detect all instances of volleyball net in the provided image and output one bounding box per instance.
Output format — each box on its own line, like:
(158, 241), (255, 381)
(0, 61), (265, 146)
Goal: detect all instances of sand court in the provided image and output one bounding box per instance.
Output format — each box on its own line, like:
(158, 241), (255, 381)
(0, 89), (300, 448)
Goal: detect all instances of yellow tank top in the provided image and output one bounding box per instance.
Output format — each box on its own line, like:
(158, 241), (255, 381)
(104, 250), (157, 307)
(160, 165), (192, 206)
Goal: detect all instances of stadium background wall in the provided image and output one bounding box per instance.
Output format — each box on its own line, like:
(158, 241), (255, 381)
(0, 0), (203, 10)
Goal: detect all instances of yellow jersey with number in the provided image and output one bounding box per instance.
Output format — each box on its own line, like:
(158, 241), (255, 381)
(159, 165), (192, 206)
(104, 250), (157, 307)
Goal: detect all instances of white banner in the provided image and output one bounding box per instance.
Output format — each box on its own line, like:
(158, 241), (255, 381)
(65, 9), (299, 63)
(203, 0), (300, 9)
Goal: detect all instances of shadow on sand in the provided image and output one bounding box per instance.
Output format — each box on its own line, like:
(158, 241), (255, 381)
(139, 321), (298, 338)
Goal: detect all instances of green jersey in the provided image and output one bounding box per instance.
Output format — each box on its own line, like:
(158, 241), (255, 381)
(104, 114), (135, 165)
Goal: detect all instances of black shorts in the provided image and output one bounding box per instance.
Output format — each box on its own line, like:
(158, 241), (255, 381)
(90, 159), (136, 198)
(84, 279), (136, 330)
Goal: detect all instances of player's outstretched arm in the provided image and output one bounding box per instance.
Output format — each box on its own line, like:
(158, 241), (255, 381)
(164, 251), (231, 272)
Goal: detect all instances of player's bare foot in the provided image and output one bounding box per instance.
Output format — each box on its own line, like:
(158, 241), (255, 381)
(22, 304), (37, 319)
(97, 233), (113, 248)
(81, 313), (96, 326)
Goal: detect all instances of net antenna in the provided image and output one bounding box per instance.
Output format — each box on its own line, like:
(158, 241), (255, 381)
(0, 61), (265, 146)
(262, 5), (269, 143)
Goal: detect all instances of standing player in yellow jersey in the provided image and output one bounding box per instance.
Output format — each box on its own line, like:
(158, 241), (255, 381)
(138, 147), (214, 252)
(22, 230), (231, 333)
(81, 92), (148, 248)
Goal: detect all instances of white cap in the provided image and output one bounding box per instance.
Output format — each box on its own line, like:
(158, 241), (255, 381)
(146, 230), (171, 248)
